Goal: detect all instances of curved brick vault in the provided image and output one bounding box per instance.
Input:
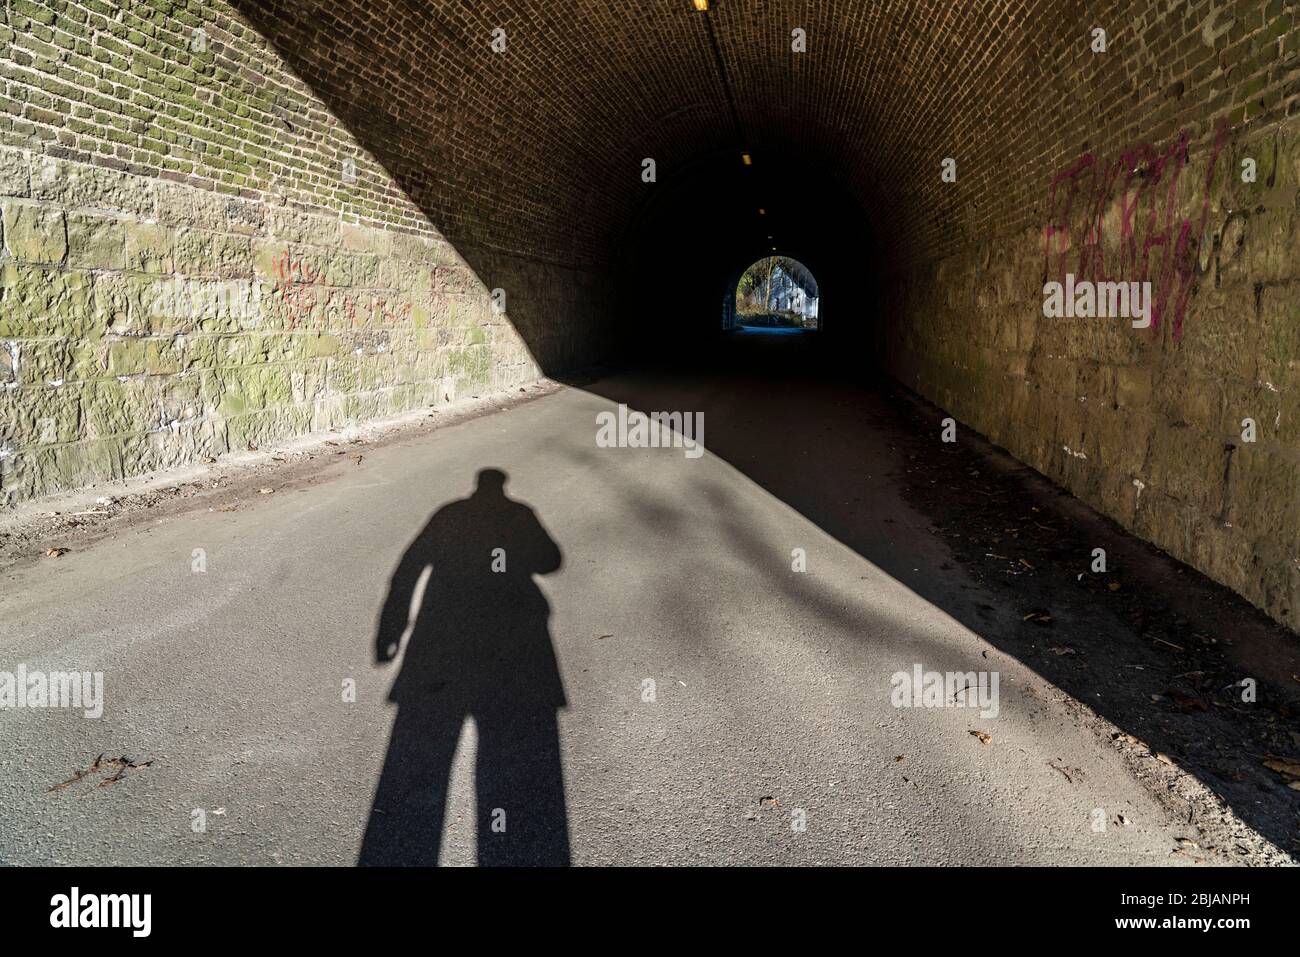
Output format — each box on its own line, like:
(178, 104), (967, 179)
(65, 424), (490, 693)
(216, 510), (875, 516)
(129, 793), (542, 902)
(220, 1), (1296, 349)
(0, 1), (1298, 628)
(226, 0), (1189, 337)
(226, 0), (910, 353)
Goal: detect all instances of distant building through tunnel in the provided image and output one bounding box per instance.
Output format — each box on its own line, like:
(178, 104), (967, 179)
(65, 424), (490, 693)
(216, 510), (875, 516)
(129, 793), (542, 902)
(725, 256), (820, 331)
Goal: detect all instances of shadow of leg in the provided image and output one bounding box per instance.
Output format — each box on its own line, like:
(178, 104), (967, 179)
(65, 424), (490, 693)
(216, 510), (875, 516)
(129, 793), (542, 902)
(359, 703), (464, 866)
(474, 708), (571, 867)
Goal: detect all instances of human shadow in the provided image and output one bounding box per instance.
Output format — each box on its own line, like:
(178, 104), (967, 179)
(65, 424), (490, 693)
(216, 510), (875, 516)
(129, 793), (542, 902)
(359, 468), (569, 866)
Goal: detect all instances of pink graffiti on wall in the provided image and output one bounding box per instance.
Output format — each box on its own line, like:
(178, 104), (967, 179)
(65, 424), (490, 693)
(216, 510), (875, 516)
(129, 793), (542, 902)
(1042, 119), (1230, 339)
(273, 250), (326, 331)
(273, 253), (412, 330)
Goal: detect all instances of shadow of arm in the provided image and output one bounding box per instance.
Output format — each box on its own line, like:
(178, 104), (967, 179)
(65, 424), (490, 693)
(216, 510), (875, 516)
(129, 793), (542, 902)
(375, 538), (430, 664)
(532, 512), (563, 576)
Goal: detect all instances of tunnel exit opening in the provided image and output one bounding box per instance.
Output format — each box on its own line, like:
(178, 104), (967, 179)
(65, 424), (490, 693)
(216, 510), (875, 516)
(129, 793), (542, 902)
(723, 256), (820, 333)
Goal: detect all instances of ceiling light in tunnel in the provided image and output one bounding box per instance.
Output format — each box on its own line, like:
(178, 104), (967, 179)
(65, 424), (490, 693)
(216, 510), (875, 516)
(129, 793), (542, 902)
(758, 208), (765, 215)
(741, 152), (752, 165)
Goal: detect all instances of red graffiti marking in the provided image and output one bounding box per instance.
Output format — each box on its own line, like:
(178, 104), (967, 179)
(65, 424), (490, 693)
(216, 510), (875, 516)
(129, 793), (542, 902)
(1043, 152), (1094, 281)
(273, 252), (413, 332)
(273, 250), (326, 331)
(375, 296), (412, 327)
(1043, 119), (1230, 339)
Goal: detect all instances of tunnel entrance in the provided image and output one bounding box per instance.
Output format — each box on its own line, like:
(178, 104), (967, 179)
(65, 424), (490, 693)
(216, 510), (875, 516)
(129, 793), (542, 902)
(724, 257), (819, 333)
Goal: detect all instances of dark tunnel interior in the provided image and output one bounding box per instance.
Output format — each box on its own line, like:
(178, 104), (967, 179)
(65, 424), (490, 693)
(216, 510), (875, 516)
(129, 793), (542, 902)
(615, 147), (880, 353)
(204, 0), (1300, 857)
(225, 0), (894, 370)
(2, 0), (1299, 875)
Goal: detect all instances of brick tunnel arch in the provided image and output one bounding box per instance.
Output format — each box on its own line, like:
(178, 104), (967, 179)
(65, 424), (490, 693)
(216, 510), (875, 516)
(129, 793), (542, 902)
(209, 1), (1269, 369)
(224, 0), (904, 364)
(1, 0), (1296, 630)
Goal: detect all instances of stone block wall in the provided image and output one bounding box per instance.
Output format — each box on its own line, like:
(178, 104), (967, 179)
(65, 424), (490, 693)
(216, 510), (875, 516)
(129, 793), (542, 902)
(0, 145), (547, 505)
(884, 116), (1300, 630)
(0, 0), (588, 506)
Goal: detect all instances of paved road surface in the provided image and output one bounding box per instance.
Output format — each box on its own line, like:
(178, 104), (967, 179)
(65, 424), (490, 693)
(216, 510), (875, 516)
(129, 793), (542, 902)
(0, 333), (1288, 865)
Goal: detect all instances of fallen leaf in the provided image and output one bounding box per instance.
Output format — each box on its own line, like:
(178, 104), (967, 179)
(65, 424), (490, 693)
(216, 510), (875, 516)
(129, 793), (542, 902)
(44, 547), (69, 558)
(258, 488), (274, 495)
(1047, 645), (1077, 656)
(1262, 756), (1300, 780)
(49, 753), (152, 792)
(969, 730), (992, 745)
(1163, 690), (1209, 713)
